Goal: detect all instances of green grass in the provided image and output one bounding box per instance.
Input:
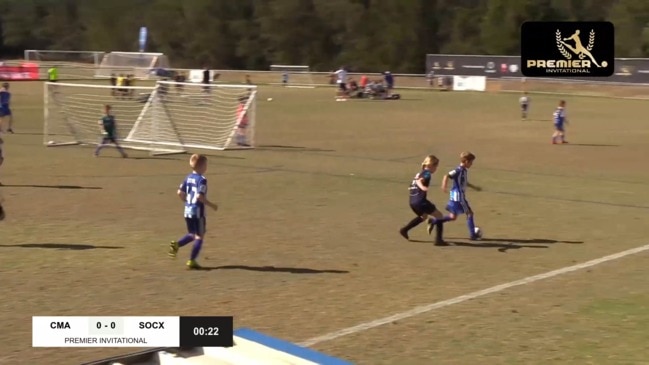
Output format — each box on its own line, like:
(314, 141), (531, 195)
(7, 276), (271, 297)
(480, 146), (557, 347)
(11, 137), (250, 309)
(1, 82), (648, 365)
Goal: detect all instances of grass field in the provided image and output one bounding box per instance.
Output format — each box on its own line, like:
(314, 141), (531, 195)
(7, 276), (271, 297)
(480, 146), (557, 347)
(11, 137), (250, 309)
(1, 81), (649, 365)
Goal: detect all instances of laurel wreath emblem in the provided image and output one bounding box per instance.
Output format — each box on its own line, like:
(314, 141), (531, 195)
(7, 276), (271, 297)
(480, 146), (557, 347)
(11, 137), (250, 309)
(580, 29), (596, 59)
(556, 30), (572, 59)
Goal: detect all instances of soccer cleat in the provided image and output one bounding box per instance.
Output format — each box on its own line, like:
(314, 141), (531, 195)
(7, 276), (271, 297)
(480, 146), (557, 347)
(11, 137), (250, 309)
(434, 240), (449, 246)
(186, 260), (201, 270)
(427, 221), (435, 235)
(562, 141), (569, 144)
(7, 129), (13, 134)
(469, 235), (481, 241)
(399, 227), (409, 240)
(168, 241), (179, 258)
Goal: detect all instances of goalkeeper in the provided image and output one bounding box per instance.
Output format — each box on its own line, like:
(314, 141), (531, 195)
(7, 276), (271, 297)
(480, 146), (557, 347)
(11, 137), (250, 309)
(94, 105), (128, 158)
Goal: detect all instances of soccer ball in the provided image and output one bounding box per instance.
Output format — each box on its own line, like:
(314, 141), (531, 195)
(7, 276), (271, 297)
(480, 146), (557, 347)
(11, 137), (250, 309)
(474, 227), (483, 238)
(267, 97), (273, 102)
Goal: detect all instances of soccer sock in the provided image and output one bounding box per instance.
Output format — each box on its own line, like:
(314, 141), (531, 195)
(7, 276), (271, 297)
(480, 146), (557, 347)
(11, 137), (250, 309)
(403, 216), (424, 231)
(177, 234), (194, 247)
(429, 216), (452, 225)
(115, 144), (127, 156)
(435, 222), (444, 241)
(190, 239), (203, 261)
(467, 216), (476, 237)
(94, 144), (104, 155)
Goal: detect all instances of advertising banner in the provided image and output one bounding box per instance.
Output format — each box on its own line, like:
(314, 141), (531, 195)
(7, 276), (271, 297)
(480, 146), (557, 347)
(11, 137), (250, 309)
(426, 54), (649, 84)
(452, 76), (486, 91)
(0, 63), (39, 80)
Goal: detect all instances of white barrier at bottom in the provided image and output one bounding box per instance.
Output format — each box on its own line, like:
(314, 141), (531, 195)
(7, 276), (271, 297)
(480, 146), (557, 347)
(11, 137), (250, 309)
(452, 76), (486, 91)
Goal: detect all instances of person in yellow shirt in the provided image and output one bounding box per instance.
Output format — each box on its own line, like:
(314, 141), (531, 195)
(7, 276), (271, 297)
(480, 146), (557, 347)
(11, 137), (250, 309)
(47, 66), (58, 82)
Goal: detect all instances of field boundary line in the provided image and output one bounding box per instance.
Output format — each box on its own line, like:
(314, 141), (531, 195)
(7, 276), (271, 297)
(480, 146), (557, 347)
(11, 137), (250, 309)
(299, 243), (649, 347)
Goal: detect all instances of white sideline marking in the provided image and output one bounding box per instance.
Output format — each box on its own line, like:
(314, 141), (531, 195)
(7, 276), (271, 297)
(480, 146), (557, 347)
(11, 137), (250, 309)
(299, 243), (649, 347)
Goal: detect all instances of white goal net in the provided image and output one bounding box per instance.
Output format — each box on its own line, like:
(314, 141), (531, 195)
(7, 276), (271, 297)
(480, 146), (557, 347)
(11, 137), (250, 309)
(24, 50), (105, 79)
(44, 81), (256, 155)
(269, 65), (316, 88)
(95, 52), (170, 80)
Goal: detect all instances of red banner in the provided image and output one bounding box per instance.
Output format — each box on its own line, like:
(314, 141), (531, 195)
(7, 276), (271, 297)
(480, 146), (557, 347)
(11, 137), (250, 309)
(0, 62), (39, 80)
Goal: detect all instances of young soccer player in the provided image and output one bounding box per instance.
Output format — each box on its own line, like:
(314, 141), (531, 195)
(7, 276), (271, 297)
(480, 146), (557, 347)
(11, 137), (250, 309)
(235, 96), (250, 147)
(169, 154), (218, 269)
(94, 105), (128, 158)
(0, 134), (4, 185)
(552, 100), (568, 144)
(520, 92), (530, 120)
(430, 152), (482, 240)
(399, 155), (448, 245)
(0, 83), (13, 133)
(0, 134), (5, 219)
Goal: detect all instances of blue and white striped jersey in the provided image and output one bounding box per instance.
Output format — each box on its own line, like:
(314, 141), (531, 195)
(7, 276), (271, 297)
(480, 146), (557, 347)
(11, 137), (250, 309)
(448, 166), (469, 202)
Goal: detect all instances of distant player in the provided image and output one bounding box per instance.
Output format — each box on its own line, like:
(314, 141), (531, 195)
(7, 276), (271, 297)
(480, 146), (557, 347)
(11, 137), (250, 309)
(94, 105), (128, 158)
(0, 83), (13, 133)
(333, 66), (348, 101)
(519, 92), (530, 120)
(235, 96), (250, 147)
(399, 155), (448, 245)
(431, 152), (482, 240)
(552, 100), (568, 144)
(281, 72), (288, 86)
(169, 154), (219, 269)
(0, 134), (4, 185)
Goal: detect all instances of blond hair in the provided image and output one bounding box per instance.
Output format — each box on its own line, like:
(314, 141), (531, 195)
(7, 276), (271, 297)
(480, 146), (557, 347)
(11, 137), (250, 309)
(421, 155), (439, 168)
(189, 154), (207, 169)
(460, 151), (476, 163)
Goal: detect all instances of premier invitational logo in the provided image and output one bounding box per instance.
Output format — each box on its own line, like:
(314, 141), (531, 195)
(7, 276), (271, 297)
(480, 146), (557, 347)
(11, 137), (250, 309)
(521, 22), (614, 77)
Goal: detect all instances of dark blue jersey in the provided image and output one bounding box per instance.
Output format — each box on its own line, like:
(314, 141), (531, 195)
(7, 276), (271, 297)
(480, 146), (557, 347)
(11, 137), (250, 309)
(409, 169), (432, 203)
(0, 90), (10, 108)
(101, 115), (117, 137)
(179, 172), (208, 218)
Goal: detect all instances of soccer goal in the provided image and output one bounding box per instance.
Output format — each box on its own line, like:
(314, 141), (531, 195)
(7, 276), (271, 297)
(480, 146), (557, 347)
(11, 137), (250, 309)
(43, 81), (256, 155)
(269, 65), (316, 88)
(24, 50), (105, 79)
(95, 52), (170, 80)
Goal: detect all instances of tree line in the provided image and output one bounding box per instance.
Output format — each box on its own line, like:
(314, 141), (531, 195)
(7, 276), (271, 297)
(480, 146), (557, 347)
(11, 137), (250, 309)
(1, 0), (648, 73)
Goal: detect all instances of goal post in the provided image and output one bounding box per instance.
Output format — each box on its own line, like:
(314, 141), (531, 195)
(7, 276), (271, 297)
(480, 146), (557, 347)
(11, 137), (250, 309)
(95, 52), (170, 80)
(125, 81), (257, 151)
(269, 65), (316, 88)
(43, 82), (185, 155)
(24, 50), (105, 79)
(43, 81), (256, 155)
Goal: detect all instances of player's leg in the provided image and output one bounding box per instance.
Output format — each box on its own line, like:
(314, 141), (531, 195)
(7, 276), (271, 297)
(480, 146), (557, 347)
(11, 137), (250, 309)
(552, 127), (560, 144)
(521, 104), (528, 119)
(424, 207), (450, 246)
(186, 217), (206, 269)
(5, 109), (13, 133)
(559, 126), (567, 143)
(399, 204), (427, 240)
(110, 138), (128, 158)
(169, 218), (197, 258)
(462, 201), (479, 240)
(94, 137), (109, 156)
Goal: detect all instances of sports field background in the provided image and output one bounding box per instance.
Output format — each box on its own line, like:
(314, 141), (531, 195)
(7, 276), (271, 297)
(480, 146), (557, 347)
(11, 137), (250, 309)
(1, 81), (648, 364)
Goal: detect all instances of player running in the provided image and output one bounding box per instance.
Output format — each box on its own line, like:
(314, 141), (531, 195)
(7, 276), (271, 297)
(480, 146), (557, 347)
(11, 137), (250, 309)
(399, 155), (449, 245)
(0, 83), (13, 133)
(94, 105), (128, 158)
(520, 92), (530, 120)
(430, 152), (482, 240)
(333, 66), (348, 101)
(0, 133), (4, 219)
(552, 100), (568, 144)
(169, 154), (219, 270)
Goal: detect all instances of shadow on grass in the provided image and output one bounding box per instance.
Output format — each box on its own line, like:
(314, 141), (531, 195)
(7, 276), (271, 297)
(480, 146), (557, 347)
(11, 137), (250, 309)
(563, 143), (619, 147)
(256, 145), (336, 152)
(0, 243), (124, 250)
(410, 238), (583, 253)
(196, 265), (349, 274)
(0, 184), (102, 190)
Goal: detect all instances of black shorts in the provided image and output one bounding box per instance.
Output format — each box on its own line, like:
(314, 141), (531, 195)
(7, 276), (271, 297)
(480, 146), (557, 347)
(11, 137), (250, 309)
(410, 200), (436, 216)
(186, 217), (206, 236)
(338, 83), (347, 91)
(101, 136), (117, 144)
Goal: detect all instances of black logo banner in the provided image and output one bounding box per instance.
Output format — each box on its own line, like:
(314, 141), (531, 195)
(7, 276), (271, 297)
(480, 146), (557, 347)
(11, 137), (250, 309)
(521, 21), (614, 77)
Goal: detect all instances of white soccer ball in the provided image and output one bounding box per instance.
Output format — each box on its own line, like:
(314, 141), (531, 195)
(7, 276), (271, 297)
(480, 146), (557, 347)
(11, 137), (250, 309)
(474, 227), (483, 238)
(267, 97), (273, 102)
(47, 140), (55, 145)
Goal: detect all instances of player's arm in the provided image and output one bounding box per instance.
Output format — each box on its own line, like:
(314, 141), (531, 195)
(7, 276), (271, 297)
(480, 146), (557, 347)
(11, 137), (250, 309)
(196, 179), (218, 211)
(177, 182), (187, 202)
(467, 183), (482, 191)
(442, 169), (456, 192)
(415, 172), (431, 191)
